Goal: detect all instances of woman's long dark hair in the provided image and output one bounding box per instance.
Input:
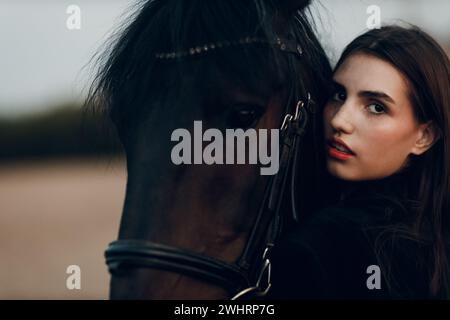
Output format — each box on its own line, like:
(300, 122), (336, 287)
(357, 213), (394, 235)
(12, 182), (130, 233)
(332, 25), (450, 298)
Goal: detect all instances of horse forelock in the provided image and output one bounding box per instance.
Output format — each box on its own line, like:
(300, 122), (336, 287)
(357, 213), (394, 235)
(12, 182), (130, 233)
(87, 0), (331, 143)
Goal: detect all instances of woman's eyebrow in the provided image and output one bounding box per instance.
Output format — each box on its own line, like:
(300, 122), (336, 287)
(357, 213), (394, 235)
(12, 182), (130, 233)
(358, 90), (395, 104)
(333, 79), (395, 104)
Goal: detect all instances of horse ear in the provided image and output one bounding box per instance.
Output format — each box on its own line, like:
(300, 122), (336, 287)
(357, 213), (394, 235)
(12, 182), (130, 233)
(273, 0), (311, 33)
(279, 0), (311, 14)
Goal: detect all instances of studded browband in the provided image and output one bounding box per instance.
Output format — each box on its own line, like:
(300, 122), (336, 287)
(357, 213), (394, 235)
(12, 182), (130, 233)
(155, 37), (303, 59)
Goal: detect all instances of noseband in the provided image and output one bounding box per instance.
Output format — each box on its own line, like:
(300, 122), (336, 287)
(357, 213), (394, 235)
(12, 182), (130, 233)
(104, 37), (314, 299)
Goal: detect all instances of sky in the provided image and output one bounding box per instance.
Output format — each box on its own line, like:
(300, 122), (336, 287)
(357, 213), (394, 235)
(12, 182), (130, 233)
(0, 0), (449, 118)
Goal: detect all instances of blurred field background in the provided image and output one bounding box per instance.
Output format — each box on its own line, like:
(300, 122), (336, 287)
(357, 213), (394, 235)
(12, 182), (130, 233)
(0, 0), (448, 299)
(0, 105), (125, 299)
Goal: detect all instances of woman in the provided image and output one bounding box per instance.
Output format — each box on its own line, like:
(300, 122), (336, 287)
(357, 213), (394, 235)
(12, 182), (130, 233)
(268, 25), (450, 299)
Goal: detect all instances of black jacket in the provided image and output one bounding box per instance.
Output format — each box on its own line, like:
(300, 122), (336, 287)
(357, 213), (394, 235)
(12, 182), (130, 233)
(266, 173), (434, 299)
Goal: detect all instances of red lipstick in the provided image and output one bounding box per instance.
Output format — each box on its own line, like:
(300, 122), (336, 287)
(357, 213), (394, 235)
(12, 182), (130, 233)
(326, 137), (355, 161)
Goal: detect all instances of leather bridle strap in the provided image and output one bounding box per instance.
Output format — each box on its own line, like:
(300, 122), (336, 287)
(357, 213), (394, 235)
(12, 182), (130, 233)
(230, 94), (310, 299)
(105, 240), (249, 293)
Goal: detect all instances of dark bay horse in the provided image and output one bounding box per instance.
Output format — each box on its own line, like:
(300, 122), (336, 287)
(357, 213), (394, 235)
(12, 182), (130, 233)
(88, 0), (331, 299)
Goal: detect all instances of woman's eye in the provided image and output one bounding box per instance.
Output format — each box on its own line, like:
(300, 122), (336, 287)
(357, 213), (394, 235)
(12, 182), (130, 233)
(367, 103), (386, 115)
(227, 104), (263, 129)
(331, 90), (346, 102)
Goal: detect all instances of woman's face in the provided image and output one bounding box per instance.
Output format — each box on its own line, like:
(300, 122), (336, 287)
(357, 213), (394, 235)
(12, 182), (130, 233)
(323, 53), (431, 181)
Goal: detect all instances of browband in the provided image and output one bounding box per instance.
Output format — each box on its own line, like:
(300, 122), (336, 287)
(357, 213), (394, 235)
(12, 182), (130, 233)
(155, 37), (303, 59)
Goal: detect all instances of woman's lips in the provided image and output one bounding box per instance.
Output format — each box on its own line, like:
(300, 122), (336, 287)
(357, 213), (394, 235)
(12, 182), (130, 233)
(326, 138), (355, 160)
(327, 145), (355, 160)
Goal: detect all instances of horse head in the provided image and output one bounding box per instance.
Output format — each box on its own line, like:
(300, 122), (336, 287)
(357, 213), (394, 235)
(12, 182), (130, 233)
(88, 0), (331, 299)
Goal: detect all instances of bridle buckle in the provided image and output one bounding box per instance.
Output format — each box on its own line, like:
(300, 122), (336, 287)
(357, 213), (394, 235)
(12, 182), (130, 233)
(255, 253), (272, 296)
(280, 93), (312, 133)
(231, 246), (272, 300)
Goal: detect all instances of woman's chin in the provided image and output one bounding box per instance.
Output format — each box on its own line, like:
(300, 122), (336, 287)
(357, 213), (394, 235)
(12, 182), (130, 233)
(326, 162), (363, 181)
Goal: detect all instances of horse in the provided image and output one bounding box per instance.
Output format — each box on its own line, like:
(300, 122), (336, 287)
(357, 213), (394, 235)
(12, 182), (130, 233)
(88, 0), (332, 299)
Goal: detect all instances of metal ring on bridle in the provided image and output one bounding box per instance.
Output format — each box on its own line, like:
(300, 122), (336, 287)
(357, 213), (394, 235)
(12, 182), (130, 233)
(230, 247), (272, 300)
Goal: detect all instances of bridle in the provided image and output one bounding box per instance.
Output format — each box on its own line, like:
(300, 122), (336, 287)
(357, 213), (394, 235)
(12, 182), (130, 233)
(105, 94), (313, 300)
(104, 37), (314, 299)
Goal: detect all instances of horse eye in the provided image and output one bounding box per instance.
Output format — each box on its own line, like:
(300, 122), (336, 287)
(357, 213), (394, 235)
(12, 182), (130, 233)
(227, 104), (263, 129)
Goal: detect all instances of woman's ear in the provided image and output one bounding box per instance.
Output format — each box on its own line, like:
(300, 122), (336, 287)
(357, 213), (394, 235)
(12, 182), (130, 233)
(411, 121), (441, 155)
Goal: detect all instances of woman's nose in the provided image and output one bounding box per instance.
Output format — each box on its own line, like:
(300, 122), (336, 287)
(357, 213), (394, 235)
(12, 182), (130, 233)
(328, 102), (354, 134)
